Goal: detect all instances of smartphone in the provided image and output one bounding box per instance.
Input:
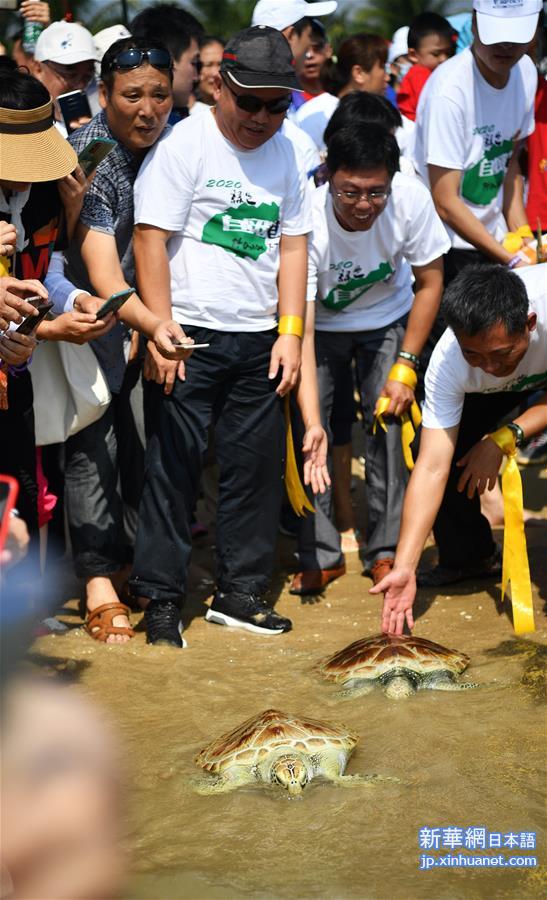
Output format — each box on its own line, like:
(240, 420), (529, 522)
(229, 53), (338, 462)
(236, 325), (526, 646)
(57, 90), (92, 135)
(15, 301), (54, 335)
(78, 138), (117, 178)
(170, 341), (210, 349)
(0, 475), (19, 555)
(96, 287), (135, 319)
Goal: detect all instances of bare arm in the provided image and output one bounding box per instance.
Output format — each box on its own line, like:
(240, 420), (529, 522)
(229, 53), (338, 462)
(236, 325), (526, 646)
(269, 233), (308, 396)
(376, 258), (444, 417)
(295, 300), (330, 494)
(429, 165), (513, 264)
(502, 146), (528, 234)
(370, 424), (458, 634)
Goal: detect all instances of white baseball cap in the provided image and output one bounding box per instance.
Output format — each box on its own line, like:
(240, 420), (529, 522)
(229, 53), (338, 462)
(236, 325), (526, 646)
(252, 0), (338, 32)
(93, 25), (131, 62)
(388, 26), (409, 65)
(35, 22), (97, 64)
(473, 0), (542, 45)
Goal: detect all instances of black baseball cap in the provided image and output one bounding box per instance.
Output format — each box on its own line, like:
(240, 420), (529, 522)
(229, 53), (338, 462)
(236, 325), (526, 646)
(220, 25), (301, 91)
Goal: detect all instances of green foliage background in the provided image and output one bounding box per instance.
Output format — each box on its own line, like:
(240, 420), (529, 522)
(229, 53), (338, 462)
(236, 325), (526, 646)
(1, 0), (468, 50)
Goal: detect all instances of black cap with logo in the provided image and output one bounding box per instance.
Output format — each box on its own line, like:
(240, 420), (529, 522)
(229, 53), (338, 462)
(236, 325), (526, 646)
(220, 25), (301, 91)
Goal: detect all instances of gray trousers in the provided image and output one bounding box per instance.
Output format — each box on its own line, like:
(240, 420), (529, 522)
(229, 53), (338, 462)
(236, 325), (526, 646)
(65, 362), (145, 579)
(297, 319), (409, 570)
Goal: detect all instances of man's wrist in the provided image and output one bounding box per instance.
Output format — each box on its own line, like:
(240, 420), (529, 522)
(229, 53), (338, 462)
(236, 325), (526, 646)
(278, 315), (303, 338)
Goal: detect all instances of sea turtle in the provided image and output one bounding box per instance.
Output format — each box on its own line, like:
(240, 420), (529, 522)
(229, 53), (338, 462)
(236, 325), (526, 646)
(316, 634), (478, 699)
(193, 708), (397, 796)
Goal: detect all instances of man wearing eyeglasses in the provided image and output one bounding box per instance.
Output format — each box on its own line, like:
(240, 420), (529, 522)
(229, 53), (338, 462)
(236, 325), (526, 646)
(129, 26), (326, 646)
(58, 38), (190, 645)
(33, 22), (97, 137)
(290, 124), (450, 596)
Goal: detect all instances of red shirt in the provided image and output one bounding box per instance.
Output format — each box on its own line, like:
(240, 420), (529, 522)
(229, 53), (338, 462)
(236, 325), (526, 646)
(526, 77), (547, 232)
(397, 64), (431, 122)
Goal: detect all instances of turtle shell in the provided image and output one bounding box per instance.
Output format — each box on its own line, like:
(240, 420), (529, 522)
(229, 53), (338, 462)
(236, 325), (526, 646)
(316, 634), (470, 684)
(195, 709), (358, 774)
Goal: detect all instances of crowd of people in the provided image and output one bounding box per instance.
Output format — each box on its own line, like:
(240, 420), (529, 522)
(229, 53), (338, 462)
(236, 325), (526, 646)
(0, 0), (546, 653)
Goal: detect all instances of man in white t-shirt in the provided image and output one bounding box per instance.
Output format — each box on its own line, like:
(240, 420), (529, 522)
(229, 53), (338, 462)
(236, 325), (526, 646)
(412, 0), (541, 283)
(371, 264), (547, 635)
(129, 26), (327, 646)
(290, 124), (450, 595)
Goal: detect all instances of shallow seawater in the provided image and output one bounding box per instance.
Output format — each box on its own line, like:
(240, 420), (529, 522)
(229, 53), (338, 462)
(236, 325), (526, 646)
(31, 468), (546, 900)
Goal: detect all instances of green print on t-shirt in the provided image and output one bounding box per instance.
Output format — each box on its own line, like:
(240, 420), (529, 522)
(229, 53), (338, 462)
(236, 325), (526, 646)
(321, 261), (394, 311)
(202, 202), (280, 260)
(461, 139), (513, 206)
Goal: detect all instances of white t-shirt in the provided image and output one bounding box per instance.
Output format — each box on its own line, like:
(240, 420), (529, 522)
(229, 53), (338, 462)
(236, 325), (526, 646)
(133, 109), (312, 332)
(413, 48), (536, 251)
(295, 92), (339, 153)
(281, 118), (321, 178)
(308, 173), (450, 332)
(423, 287), (547, 430)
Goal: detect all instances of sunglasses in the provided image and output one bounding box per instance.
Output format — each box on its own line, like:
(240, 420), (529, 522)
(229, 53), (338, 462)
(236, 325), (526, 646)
(222, 76), (292, 115)
(106, 48), (173, 73)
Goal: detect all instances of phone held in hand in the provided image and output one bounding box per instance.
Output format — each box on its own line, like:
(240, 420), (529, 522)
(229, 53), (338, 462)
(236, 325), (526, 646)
(57, 90), (92, 135)
(0, 475), (19, 555)
(15, 302), (54, 335)
(170, 341), (210, 349)
(95, 287), (135, 319)
(78, 138), (117, 178)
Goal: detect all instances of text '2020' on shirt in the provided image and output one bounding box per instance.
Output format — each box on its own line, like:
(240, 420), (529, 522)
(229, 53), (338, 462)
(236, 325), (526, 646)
(307, 174), (450, 332)
(423, 269), (547, 430)
(133, 109), (312, 332)
(412, 48), (536, 251)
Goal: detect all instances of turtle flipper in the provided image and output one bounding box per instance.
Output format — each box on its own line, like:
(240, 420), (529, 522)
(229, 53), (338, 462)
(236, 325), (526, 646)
(429, 680), (479, 691)
(320, 750), (400, 787)
(336, 681), (375, 700)
(192, 768), (253, 795)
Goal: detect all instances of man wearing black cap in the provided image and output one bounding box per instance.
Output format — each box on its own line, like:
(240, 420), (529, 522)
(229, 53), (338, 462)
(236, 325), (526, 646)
(129, 26), (323, 646)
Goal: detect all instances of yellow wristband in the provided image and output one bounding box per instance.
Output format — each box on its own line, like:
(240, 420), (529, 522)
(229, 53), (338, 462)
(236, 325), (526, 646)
(516, 225), (533, 240)
(488, 425), (517, 457)
(278, 315), (304, 338)
(387, 363), (418, 391)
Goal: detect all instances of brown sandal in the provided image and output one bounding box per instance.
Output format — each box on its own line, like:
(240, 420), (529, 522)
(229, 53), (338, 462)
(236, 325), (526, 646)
(84, 602), (135, 642)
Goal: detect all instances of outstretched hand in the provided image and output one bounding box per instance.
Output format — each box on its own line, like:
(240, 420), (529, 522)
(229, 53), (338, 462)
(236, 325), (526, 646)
(302, 424), (331, 495)
(369, 567), (416, 635)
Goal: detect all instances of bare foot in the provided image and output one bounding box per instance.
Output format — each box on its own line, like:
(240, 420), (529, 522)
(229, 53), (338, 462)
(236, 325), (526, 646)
(85, 575), (132, 644)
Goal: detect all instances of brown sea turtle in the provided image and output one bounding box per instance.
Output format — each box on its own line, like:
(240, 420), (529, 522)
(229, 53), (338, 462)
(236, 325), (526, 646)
(316, 634), (478, 699)
(193, 708), (397, 796)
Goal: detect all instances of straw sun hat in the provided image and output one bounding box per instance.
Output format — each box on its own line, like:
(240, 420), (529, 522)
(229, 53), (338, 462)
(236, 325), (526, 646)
(0, 100), (77, 183)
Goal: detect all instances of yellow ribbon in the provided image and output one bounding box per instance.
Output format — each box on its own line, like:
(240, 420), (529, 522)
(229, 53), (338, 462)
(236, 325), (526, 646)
(516, 224), (533, 240)
(373, 363), (422, 470)
(489, 426), (535, 635)
(284, 395), (314, 517)
(278, 315), (304, 338)
(0, 256), (11, 277)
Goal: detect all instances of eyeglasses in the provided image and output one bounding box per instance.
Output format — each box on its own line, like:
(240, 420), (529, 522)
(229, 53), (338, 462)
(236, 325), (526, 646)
(222, 76), (292, 115)
(106, 48), (173, 73)
(44, 60), (95, 89)
(334, 188), (391, 206)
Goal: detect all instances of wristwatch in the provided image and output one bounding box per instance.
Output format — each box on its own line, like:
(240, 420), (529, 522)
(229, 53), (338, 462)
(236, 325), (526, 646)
(506, 422), (525, 447)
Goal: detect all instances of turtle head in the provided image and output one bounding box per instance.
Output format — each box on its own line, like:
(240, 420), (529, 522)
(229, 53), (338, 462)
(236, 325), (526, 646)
(270, 754), (309, 796)
(384, 674), (416, 699)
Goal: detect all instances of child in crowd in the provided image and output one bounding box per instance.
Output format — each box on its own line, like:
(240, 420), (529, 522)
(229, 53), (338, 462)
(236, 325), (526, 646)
(396, 12), (456, 122)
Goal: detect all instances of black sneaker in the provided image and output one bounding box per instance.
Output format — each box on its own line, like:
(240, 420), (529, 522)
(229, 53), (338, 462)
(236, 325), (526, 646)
(144, 599), (187, 648)
(205, 591), (292, 635)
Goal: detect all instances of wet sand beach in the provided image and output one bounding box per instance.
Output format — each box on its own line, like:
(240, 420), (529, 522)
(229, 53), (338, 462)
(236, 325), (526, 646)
(30, 463), (546, 900)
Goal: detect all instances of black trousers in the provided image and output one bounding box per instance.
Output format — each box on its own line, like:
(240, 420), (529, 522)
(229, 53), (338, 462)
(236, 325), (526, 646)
(130, 327), (285, 604)
(434, 390), (532, 568)
(65, 361), (145, 578)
